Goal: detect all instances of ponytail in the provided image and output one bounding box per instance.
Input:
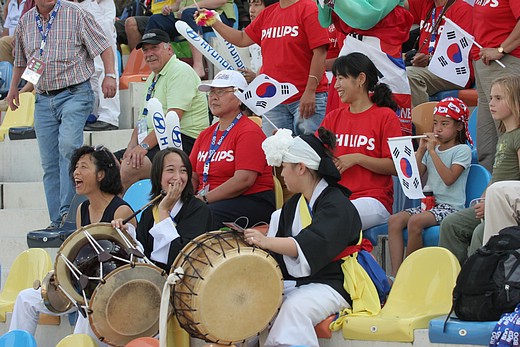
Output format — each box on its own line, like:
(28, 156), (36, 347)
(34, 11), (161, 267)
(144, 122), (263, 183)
(371, 83), (397, 111)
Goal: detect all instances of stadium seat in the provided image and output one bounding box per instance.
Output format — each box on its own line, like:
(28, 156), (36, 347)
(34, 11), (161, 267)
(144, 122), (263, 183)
(341, 247), (460, 342)
(468, 107), (478, 164)
(273, 175), (284, 209)
(429, 315), (497, 345)
(125, 337), (159, 347)
(119, 48), (151, 90)
(0, 248), (52, 322)
(411, 101), (436, 135)
(56, 334), (98, 347)
(0, 92), (35, 141)
(402, 163), (492, 246)
(123, 179), (152, 222)
(0, 330), (37, 347)
(430, 88), (478, 107)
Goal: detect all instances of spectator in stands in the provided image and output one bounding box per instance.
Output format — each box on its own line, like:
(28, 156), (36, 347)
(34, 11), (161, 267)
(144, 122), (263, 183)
(207, 0), (330, 136)
(319, 1), (414, 136)
(237, 0), (279, 83)
(439, 75), (520, 265)
(9, 145), (136, 346)
(404, 0), (476, 107)
(6, 0), (116, 230)
(115, 29), (208, 192)
(145, 0), (236, 78)
(244, 127), (361, 347)
(388, 97), (472, 278)
(78, 0), (121, 131)
(482, 181), (520, 245)
(191, 70), (275, 230)
(472, 0), (520, 173)
(112, 148), (212, 271)
(319, 52), (401, 230)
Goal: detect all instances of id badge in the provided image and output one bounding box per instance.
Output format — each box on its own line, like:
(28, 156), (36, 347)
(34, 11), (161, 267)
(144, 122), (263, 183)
(21, 57), (45, 85)
(198, 185), (210, 196)
(137, 118), (148, 144)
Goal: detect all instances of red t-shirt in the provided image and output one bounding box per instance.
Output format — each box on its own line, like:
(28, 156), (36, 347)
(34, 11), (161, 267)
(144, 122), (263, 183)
(408, 0), (476, 86)
(245, 0), (330, 104)
(333, 5), (414, 58)
(473, 0), (520, 58)
(189, 116), (274, 195)
(319, 104), (402, 213)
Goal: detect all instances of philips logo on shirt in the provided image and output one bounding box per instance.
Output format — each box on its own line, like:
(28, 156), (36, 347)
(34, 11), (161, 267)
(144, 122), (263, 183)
(197, 150), (235, 162)
(474, 0), (499, 7)
(336, 134), (376, 150)
(261, 26), (299, 40)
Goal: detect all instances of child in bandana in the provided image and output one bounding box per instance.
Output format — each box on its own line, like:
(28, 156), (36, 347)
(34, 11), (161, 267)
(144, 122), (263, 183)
(388, 97), (472, 278)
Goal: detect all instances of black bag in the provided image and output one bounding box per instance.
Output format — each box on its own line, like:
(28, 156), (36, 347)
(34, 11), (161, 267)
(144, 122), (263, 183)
(452, 226), (520, 321)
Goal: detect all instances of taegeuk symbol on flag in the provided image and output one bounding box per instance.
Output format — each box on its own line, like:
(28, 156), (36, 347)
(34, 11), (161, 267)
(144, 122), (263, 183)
(388, 136), (425, 199)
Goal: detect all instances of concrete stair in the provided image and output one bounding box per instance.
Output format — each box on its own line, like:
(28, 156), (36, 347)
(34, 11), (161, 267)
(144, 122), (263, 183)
(0, 128), (133, 285)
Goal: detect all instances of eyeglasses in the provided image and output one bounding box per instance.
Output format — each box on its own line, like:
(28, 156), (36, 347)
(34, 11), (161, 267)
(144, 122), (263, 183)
(93, 144), (114, 167)
(208, 88), (235, 97)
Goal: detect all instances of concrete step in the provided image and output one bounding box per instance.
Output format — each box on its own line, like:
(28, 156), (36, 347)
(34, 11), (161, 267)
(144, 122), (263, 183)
(0, 208), (50, 285)
(0, 312), (74, 347)
(1, 182), (46, 209)
(0, 130), (133, 182)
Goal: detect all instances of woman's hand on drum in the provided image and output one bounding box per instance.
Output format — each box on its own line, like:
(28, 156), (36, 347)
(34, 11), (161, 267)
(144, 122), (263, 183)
(244, 228), (267, 248)
(158, 181), (183, 219)
(111, 218), (128, 232)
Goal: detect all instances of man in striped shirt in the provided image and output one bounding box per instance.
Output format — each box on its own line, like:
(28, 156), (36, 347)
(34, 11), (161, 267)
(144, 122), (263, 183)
(6, 0), (117, 229)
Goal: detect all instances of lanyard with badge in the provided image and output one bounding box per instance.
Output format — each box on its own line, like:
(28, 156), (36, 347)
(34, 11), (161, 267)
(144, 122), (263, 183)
(427, 8), (437, 56)
(22, 1), (61, 85)
(137, 74), (161, 144)
(199, 113), (243, 196)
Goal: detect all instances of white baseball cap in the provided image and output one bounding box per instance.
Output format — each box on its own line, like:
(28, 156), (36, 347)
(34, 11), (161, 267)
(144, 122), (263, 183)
(198, 70), (248, 92)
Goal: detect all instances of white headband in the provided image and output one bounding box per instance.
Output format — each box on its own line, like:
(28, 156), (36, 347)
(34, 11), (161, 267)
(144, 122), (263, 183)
(262, 129), (321, 170)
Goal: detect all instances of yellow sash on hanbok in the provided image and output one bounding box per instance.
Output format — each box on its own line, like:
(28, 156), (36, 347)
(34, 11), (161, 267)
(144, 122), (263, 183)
(329, 233), (382, 332)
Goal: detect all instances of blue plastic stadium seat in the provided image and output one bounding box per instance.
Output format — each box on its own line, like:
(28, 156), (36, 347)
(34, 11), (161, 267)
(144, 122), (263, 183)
(363, 224), (388, 246)
(402, 164), (491, 247)
(0, 329), (37, 347)
(429, 315), (497, 345)
(430, 90), (460, 102)
(123, 179), (152, 222)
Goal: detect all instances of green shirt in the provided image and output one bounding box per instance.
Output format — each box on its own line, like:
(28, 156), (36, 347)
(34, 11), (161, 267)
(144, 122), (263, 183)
(139, 55), (209, 140)
(492, 127), (520, 183)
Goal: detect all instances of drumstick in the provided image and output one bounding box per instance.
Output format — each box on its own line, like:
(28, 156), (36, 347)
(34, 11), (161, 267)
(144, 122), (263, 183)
(122, 190), (166, 224)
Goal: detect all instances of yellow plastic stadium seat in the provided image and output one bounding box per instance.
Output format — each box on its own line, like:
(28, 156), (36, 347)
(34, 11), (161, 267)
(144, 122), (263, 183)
(56, 334), (98, 347)
(411, 101), (436, 136)
(273, 175), (284, 210)
(0, 92), (35, 141)
(0, 248), (52, 322)
(342, 247), (460, 342)
(248, 115), (262, 127)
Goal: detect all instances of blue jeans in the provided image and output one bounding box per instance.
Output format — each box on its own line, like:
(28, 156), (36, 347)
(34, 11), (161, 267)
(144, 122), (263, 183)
(262, 91), (328, 136)
(34, 81), (94, 226)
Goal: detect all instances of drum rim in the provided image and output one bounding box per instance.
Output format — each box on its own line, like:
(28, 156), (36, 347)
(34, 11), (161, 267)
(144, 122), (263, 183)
(54, 222), (137, 305)
(41, 270), (74, 314)
(170, 230), (284, 344)
(88, 263), (168, 346)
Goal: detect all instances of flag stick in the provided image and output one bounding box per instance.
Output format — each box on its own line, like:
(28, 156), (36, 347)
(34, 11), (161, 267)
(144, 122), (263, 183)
(192, 0), (201, 10)
(388, 135), (428, 141)
(260, 114), (279, 130)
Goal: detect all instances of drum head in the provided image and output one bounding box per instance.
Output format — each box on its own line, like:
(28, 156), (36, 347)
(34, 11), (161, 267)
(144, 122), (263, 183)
(41, 270), (73, 313)
(89, 263), (167, 346)
(172, 231), (284, 344)
(54, 223), (136, 305)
